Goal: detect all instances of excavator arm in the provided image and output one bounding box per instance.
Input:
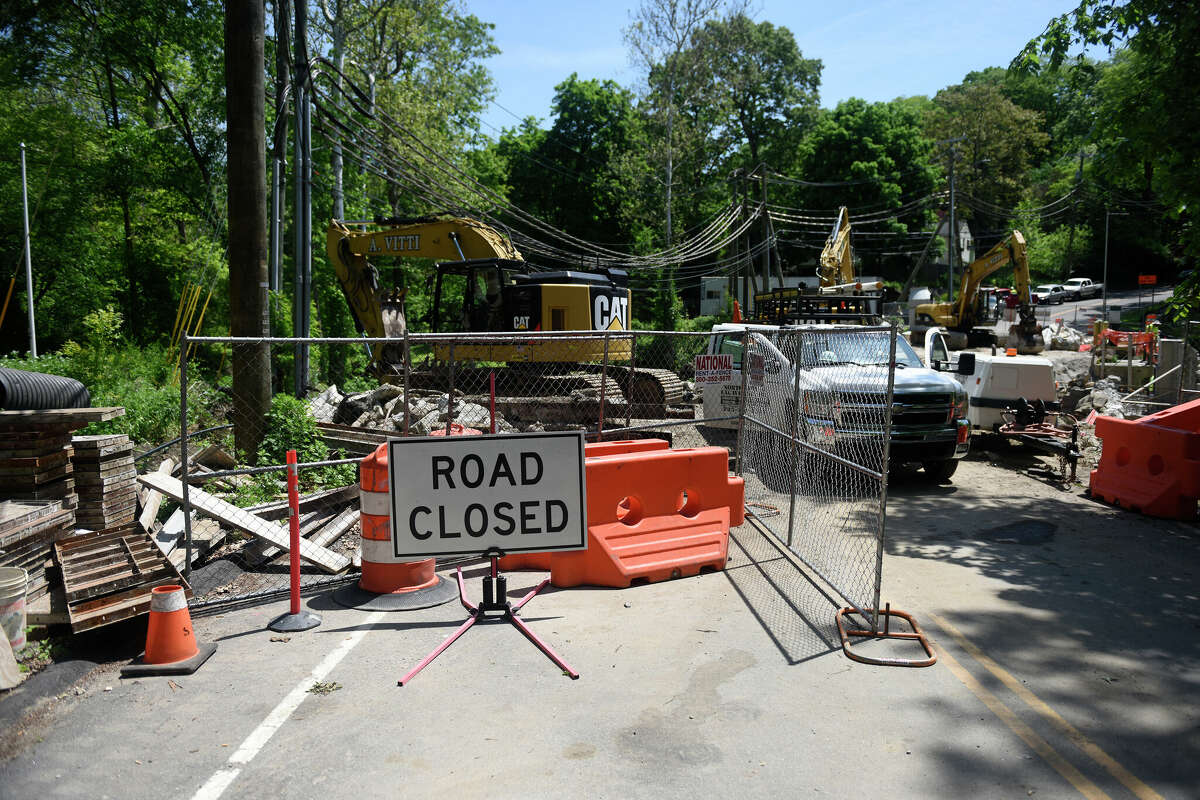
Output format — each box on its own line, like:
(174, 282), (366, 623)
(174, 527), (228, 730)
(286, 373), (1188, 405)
(326, 216), (523, 340)
(817, 207), (854, 287)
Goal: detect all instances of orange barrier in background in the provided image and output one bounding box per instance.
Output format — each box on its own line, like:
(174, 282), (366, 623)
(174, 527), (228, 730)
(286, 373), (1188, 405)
(1089, 397), (1200, 520)
(584, 438), (670, 458)
(502, 445), (744, 588)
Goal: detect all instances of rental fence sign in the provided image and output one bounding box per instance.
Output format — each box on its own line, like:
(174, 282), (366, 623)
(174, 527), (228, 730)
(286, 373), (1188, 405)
(386, 431), (587, 558)
(694, 353), (733, 384)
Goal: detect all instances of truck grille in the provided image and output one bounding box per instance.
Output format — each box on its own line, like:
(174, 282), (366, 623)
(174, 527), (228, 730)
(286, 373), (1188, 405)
(837, 393), (951, 429)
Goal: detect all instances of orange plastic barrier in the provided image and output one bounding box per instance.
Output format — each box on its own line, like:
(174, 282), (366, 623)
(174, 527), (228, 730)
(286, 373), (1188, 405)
(583, 439), (669, 458)
(1089, 397), (1200, 520)
(359, 443), (440, 594)
(502, 446), (744, 588)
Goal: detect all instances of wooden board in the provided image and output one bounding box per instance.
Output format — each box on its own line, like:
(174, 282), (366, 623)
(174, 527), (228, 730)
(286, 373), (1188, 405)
(71, 433), (130, 449)
(137, 472), (350, 573)
(54, 524), (191, 632)
(138, 458), (175, 534)
(0, 407), (125, 426)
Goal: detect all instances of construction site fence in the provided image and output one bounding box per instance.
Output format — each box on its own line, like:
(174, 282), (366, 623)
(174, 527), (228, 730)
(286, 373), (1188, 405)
(171, 331), (891, 626)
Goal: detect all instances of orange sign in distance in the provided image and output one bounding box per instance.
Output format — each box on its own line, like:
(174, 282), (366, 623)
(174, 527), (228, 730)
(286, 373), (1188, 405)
(1138, 274), (1157, 285)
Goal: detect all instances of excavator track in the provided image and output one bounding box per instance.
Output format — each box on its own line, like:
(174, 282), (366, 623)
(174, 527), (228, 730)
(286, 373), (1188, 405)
(609, 366), (686, 408)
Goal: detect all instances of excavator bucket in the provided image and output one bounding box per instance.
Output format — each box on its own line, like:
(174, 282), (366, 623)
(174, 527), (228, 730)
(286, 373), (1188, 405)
(1007, 308), (1045, 354)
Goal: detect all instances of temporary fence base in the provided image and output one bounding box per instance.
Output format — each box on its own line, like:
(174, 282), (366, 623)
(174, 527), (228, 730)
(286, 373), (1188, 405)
(268, 610), (322, 632)
(332, 577), (458, 611)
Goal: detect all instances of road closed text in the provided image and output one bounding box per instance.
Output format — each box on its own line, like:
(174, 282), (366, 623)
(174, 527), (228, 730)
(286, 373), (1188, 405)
(387, 432), (587, 557)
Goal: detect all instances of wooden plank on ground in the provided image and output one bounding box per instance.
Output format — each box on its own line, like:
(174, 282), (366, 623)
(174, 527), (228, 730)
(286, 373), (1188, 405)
(0, 407), (125, 425)
(137, 472), (349, 573)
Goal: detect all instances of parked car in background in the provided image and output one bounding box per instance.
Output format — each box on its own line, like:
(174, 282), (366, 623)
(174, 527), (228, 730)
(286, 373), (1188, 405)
(1062, 277), (1102, 300)
(1033, 284), (1066, 305)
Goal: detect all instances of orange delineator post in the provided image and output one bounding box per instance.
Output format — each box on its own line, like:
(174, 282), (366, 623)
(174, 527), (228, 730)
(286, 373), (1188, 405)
(1089, 397), (1200, 520)
(502, 445), (744, 588)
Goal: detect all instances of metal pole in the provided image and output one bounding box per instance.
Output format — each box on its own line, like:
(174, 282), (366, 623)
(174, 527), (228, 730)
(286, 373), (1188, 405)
(19, 143), (36, 358)
(292, 1), (309, 396)
(734, 332), (751, 475)
(402, 327), (411, 436)
(445, 342), (455, 436)
(1181, 320), (1191, 405)
(761, 169), (771, 292)
(786, 331), (803, 548)
(625, 333), (637, 429)
(597, 332), (611, 441)
(268, 157), (281, 293)
(947, 144), (956, 306)
(179, 332), (193, 577)
(873, 325), (899, 633)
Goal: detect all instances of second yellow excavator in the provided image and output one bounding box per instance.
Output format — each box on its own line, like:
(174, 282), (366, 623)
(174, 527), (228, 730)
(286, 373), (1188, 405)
(914, 230), (1043, 354)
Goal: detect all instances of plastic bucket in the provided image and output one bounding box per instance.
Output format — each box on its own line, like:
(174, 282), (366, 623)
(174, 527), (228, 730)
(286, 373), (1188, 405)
(0, 567), (29, 651)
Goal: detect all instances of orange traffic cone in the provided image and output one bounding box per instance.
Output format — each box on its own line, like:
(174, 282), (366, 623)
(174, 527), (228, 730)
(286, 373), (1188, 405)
(121, 585), (217, 677)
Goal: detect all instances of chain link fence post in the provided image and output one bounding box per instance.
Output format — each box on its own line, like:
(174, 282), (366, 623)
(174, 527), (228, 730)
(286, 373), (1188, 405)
(786, 331), (803, 548)
(597, 331), (611, 441)
(403, 327), (411, 436)
(871, 325), (900, 632)
(445, 341), (455, 435)
(625, 332), (637, 430)
(734, 331), (750, 475)
(179, 331), (193, 579)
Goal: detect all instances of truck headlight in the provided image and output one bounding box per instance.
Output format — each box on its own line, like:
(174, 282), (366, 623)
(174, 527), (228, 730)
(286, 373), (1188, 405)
(954, 390), (968, 419)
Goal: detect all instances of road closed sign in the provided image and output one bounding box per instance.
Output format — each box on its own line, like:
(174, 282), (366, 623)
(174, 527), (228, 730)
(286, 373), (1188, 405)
(386, 431), (587, 558)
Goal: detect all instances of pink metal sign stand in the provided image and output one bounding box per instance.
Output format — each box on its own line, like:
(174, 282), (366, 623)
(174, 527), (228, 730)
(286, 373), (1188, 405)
(398, 552), (580, 686)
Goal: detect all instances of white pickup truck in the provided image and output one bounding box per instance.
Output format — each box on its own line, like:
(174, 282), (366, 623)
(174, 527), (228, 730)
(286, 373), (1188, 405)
(1062, 277), (1102, 300)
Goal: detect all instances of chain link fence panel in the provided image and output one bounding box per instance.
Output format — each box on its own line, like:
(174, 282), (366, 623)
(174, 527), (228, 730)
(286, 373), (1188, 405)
(163, 329), (893, 619)
(739, 326), (894, 627)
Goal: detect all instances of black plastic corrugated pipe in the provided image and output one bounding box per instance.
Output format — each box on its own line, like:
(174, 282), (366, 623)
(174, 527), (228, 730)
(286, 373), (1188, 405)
(0, 367), (91, 409)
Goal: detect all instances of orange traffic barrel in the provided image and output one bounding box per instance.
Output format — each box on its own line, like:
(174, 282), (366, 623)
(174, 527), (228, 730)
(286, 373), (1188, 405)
(121, 585), (217, 676)
(333, 442), (457, 611)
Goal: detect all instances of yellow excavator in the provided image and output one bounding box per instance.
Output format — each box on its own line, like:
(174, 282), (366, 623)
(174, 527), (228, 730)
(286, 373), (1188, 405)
(817, 206), (854, 287)
(914, 230), (1043, 354)
(327, 215), (633, 371)
(327, 215), (683, 406)
(752, 206), (885, 325)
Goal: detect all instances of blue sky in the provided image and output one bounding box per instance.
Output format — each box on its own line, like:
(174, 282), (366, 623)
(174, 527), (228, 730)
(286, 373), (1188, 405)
(464, 1), (1082, 137)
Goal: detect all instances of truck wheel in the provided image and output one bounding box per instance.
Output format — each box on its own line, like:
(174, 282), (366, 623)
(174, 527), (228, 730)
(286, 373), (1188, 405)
(922, 460), (958, 483)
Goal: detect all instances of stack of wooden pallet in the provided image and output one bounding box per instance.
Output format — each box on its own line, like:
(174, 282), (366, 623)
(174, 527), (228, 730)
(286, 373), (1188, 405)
(0, 409), (126, 519)
(0, 421), (78, 514)
(0, 500), (75, 600)
(72, 434), (137, 530)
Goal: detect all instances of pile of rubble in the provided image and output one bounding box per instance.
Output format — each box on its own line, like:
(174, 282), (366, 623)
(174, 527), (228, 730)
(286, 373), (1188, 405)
(1042, 321), (1085, 351)
(308, 384), (528, 435)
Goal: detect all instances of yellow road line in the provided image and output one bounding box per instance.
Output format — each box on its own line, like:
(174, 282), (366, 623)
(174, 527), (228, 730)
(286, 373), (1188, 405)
(927, 612), (1164, 800)
(933, 640), (1112, 800)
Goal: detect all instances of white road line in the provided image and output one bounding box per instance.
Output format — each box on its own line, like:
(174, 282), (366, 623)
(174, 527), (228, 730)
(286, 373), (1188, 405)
(191, 611), (386, 800)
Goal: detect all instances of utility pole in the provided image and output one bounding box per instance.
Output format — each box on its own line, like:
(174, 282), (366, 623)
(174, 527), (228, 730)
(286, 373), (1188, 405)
(19, 143), (36, 358)
(1102, 210), (1129, 322)
(293, 0), (312, 396)
(760, 167), (771, 292)
(226, 0), (271, 458)
(947, 141), (957, 305)
(937, 136), (965, 305)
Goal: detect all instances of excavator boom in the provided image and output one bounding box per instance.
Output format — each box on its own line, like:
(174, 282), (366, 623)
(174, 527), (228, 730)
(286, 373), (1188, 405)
(818, 206), (854, 287)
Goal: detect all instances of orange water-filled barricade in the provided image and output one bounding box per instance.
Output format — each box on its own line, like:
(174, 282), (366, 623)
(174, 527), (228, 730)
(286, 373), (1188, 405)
(1089, 397), (1200, 520)
(502, 443), (744, 588)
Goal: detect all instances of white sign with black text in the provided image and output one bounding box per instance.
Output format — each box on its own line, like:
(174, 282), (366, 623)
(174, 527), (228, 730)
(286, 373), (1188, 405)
(386, 432), (587, 558)
(694, 353), (733, 384)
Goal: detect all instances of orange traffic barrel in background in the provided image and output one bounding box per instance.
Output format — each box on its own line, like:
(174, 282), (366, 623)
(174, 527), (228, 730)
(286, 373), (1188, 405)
(121, 585), (217, 677)
(332, 443), (457, 611)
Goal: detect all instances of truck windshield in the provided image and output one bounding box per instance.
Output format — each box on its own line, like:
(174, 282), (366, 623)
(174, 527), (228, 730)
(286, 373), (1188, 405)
(793, 334), (922, 368)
